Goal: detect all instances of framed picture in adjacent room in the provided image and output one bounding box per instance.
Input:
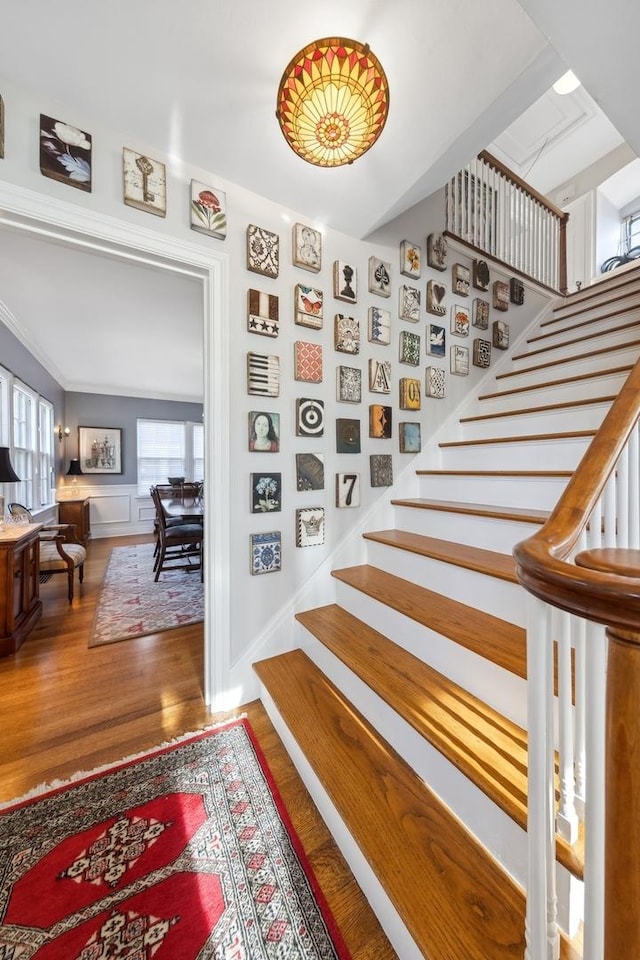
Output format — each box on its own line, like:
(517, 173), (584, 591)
(368, 256), (391, 297)
(296, 507), (325, 547)
(336, 472), (360, 508)
(247, 224), (280, 278)
(400, 239), (421, 278)
(292, 222), (322, 272)
(427, 232), (448, 271)
(123, 147), (165, 216)
(399, 422), (421, 453)
(368, 305), (391, 345)
(190, 180), (227, 239)
(250, 531), (281, 574)
(40, 115), (92, 193)
(78, 426), (122, 474)
(333, 261), (357, 304)
(295, 284), (323, 329)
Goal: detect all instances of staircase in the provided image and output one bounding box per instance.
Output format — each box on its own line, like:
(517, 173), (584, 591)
(254, 263), (640, 960)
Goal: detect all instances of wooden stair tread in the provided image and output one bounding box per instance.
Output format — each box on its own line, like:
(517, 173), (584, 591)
(331, 563), (527, 680)
(549, 268), (640, 320)
(254, 647), (528, 959)
(391, 497), (550, 525)
(480, 363), (633, 400)
(496, 338), (640, 380)
(460, 396), (614, 423)
(530, 302), (640, 343)
(416, 469), (572, 477)
(514, 315), (640, 360)
(296, 604), (583, 881)
(363, 529), (518, 583)
(439, 429), (595, 448)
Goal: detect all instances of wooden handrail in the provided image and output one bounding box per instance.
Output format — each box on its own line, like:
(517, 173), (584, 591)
(479, 150), (569, 224)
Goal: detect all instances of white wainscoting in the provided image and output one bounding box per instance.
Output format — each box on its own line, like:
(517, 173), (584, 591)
(56, 483), (155, 539)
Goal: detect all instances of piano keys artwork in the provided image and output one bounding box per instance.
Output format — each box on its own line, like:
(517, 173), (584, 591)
(247, 351), (280, 397)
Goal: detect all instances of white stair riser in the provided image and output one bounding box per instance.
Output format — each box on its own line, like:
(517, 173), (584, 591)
(550, 292), (640, 329)
(416, 474), (568, 511)
(517, 315), (640, 359)
(494, 343), (640, 389)
(392, 504), (542, 554)
(477, 370), (629, 413)
(459, 403), (609, 440)
(364, 541), (525, 625)
(334, 579), (527, 726)
(439, 436), (592, 471)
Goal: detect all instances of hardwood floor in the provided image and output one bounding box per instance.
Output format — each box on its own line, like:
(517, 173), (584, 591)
(0, 533), (396, 960)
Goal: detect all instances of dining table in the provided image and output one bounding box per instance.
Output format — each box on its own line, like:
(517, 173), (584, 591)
(162, 499), (204, 521)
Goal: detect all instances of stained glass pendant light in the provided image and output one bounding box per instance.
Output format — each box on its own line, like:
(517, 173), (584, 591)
(276, 37), (389, 168)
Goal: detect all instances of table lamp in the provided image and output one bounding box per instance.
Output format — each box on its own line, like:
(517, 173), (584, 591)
(0, 446), (20, 522)
(66, 458), (83, 492)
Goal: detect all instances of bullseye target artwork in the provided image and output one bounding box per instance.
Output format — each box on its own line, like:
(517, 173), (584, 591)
(296, 398), (325, 437)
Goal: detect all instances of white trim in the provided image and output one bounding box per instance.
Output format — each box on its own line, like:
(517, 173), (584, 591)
(0, 181), (230, 709)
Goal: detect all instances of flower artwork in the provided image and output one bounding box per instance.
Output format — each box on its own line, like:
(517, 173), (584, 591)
(251, 473), (282, 512)
(190, 180), (227, 239)
(123, 148), (166, 217)
(400, 240), (421, 279)
(451, 304), (470, 337)
(40, 115), (92, 192)
(247, 224), (279, 278)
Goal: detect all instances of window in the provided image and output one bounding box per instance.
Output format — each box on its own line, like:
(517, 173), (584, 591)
(0, 372), (55, 510)
(13, 380), (37, 509)
(38, 398), (55, 507)
(622, 211), (640, 255)
(137, 418), (204, 496)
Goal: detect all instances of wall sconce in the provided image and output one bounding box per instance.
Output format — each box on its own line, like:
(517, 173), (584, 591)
(58, 424), (71, 443)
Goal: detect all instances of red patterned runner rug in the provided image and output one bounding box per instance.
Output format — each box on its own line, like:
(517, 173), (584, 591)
(0, 719), (352, 959)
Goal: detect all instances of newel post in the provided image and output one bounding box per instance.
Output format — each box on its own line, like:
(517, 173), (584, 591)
(604, 625), (640, 957)
(558, 213), (569, 296)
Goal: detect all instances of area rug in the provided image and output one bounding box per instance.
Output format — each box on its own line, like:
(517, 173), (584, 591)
(0, 718), (351, 960)
(90, 542), (203, 647)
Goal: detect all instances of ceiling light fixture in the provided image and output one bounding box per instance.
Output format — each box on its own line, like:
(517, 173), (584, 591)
(276, 37), (389, 168)
(552, 70), (580, 96)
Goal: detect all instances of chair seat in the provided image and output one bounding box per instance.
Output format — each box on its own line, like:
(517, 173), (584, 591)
(164, 523), (203, 541)
(40, 541), (87, 571)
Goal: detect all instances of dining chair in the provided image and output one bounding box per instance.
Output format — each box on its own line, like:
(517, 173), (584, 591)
(7, 502), (87, 603)
(150, 486), (203, 582)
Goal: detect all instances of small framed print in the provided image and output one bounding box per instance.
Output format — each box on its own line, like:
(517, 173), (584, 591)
(293, 222), (321, 272)
(399, 377), (421, 410)
(426, 366), (446, 399)
(473, 259), (490, 291)
(427, 232), (448, 272)
(247, 289), (279, 337)
(337, 365), (362, 403)
(510, 277), (525, 305)
(452, 263), (470, 297)
(399, 330), (420, 365)
(399, 422), (421, 453)
(451, 303), (470, 338)
(400, 240), (421, 279)
(368, 256), (391, 297)
(472, 298), (490, 329)
(426, 280), (447, 317)
(493, 280), (510, 312)
(123, 147), (165, 216)
(370, 454), (393, 487)
(333, 261), (357, 304)
(336, 472), (360, 508)
(369, 404), (392, 439)
(450, 344), (469, 376)
(296, 398), (324, 437)
(247, 224), (279, 278)
(78, 426), (122, 474)
(336, 419), (361, 454)
(493, 319), (510, 350)
(250, 531), (281, 575)
(41, 115), (92, 192)
(295, 284), (323, 329)
(247, 352), (280, 397)
(334, 314), (360, 354)
(296, 453), (325, 491)
(368, 305), (391, 345)
(399, 284), (420, 322)
(251, 472), (282, 512)
(248, 411), (280, 452)
(473, 337), (492, 368)
(427, 323), (446, 357)
(296, 507), (325, 547)
(294, 341), (323, 383)
(369, 358), (392, 394)
(190, 180), (226, 239)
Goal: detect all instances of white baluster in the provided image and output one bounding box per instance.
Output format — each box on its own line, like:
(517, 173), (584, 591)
(582, 621), (606, 960)
(555, 608), (579, 843)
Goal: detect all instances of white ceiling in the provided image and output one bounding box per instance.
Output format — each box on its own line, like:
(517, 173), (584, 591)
(0, 0), (638, 400)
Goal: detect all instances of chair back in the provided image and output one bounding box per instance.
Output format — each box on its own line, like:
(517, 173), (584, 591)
(8, 503), (33, 520)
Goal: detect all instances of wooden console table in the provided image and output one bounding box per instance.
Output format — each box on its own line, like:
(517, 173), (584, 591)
(57, 497), (91, 546)
(0, 523), (42, 656)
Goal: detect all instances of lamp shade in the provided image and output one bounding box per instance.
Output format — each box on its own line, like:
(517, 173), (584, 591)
(276, 37), (389, 168)
(0, 447), (20, 483)
(66, 459), (84, 476)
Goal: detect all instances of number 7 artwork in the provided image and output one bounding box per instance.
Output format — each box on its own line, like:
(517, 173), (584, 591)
(336, 473), (361, 508)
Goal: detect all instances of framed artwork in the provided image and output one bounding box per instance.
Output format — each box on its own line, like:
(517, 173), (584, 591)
(473, 337), (492, 368)
(369, 404), (392, 439)
(427, 232), (447, 272)
(399, 330), (420, 365)
(123, 147), (165, 216)
(451, 303), (470, 337)
(247, 224), (279, 278)
(337, 366), (362, 403)
(472, 298), (490, 329)
(190, 180), (227, 239)
(427, 323), (446, 357)
(510, 277), (525, 305)
(333, 261), (357, 304)
(248, 411), (280, 452)
(296, 453), (325, 491)
(368, 306), (391, 345)
(473, 259), (490, 291)
(296, 398), (324, 437)
(493, 319), (510, 350)
(336, 472), (360, 508)
(493, 280), (510, 312)
(0, 95), (4, 159)
(368, 256), (391, 297)
(250, 531), (281, 575)
(399, 377), (421, 410)
(336, 419), (361, 453)
(251, 473), (282, 512)
(294, 341), (323, 383)
(369, 358), (392, 394)
(426, 366), (446, 399)
(450, 344), (469, 376)
(247, 352), (280, 396)
(292, 222), (321, 272)
(426, 280), (447, 317)
(78, 427), (122, 474)
(400, 240), (421, 279)
(295, 284), (323, 329)
(370, 454), (393, 487)
(247, 289), (279, 337)
(399, 422), (421, 453)
(40, 115), (92, 193)
(399, 284), (420, 322)
(334, 314), (360, 354)
(296, 507), (325, 547)
(452, 263), (470, 297)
